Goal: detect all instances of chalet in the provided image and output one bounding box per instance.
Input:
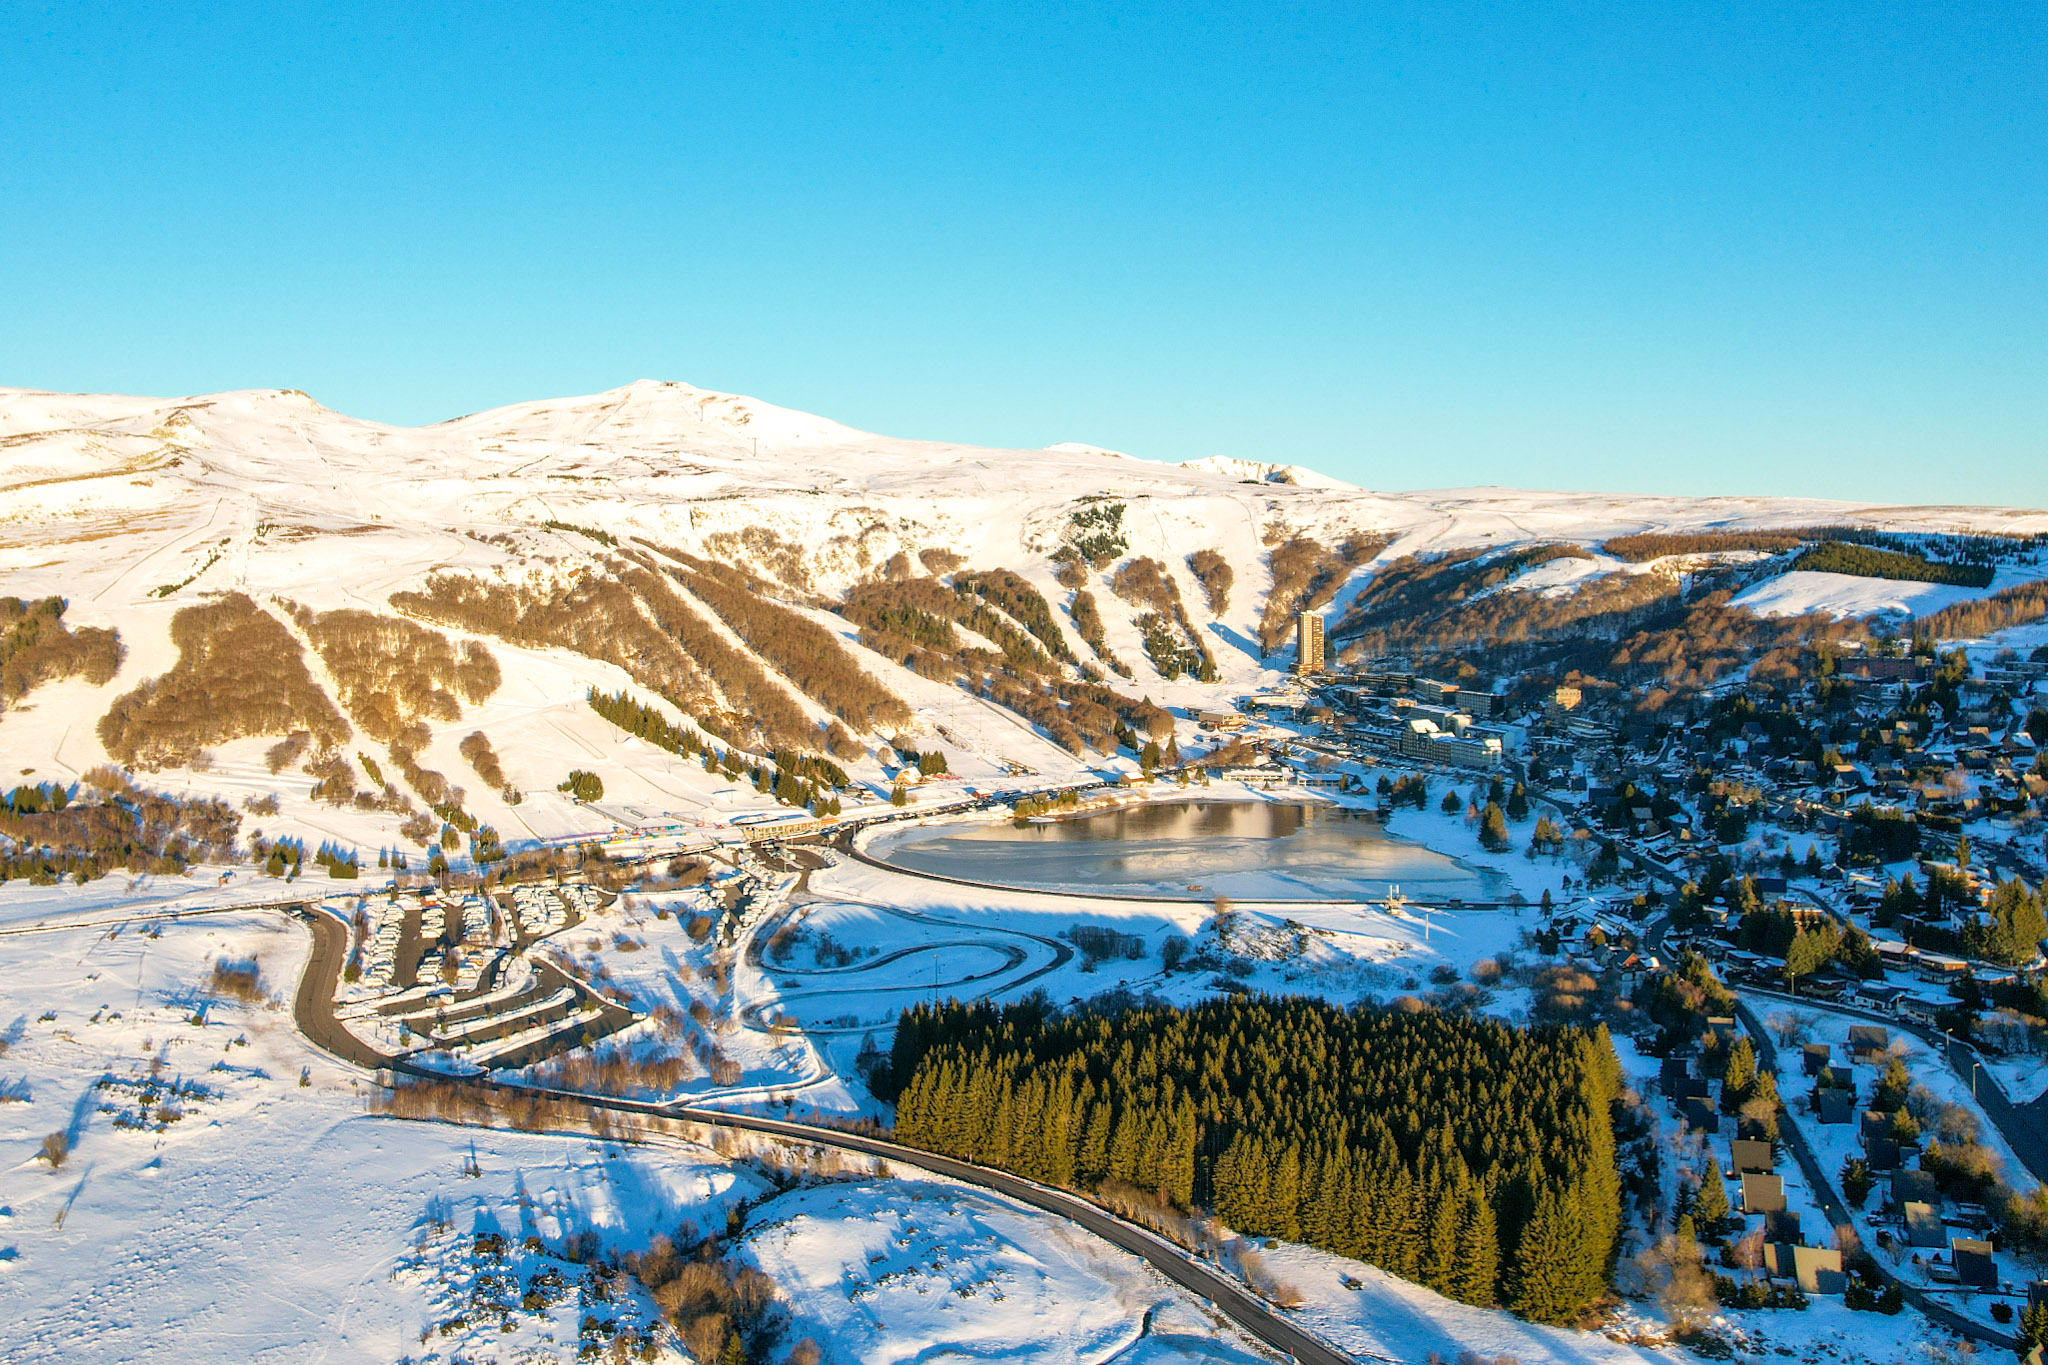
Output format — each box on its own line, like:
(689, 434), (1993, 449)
(1904, 1201), (1946, 1248)
(1738, 1172), (1786, 1214)
(1847, 1025), (1891, 1063)
(1730, 1139), (1775, 1174)
(1891, 1169), (1940, 1211)
(1764, 1208), (1803, 1244)
(1764, 1243), (1847, 1294)
(1801, 1043), (1832, 1076)
(1897, 990), (1954, 1027)
(1816, 1089), (1856, 1124)
(1952, 1238), (1998, 1290)
(1915, 952), (1972, 984)
(1852, 982), (1910, 1014)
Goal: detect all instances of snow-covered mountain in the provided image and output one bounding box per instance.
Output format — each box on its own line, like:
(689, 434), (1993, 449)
(1, 378), (2041, 860)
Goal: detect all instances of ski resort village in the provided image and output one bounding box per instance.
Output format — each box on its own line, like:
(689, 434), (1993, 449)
(1, 381), (2046, 1365)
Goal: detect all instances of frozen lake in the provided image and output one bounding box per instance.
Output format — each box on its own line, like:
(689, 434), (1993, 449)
(867, 800), (1513, 901)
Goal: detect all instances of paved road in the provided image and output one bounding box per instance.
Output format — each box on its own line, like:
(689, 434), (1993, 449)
(665, 1105), (1358, 1365)
(0, 892), (324, 938)
(288, 904), (392, 1069)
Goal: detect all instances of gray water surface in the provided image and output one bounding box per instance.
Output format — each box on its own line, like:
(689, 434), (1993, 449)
(868, 800), (1510, 900)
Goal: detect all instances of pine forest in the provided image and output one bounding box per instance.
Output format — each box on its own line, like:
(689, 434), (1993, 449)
(886, 995), (1625, 1324)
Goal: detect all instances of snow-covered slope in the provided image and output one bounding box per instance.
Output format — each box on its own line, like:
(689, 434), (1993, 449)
(1, 378), (2042, 861)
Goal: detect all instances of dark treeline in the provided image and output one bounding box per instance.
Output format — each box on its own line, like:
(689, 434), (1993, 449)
(0, 768), (239, 884)
(1, 596), (123, 711)
(842, 573), (1164, 755)
(297, 606), (501, 741)
(1109, 558), (1217, 680)
(654, 548), (913, 734)
(1065, 590), (1128, 676)
(396, 561), (837, 756)
(843, 576), (1053, 678)
(394, 566), (713, 719)
(1602, 530), (1818, 562)
(586, 689), (848, 813)
(457, 730), (519, 804)
(954, 568), (1074, 663)
(98, 593), (349, 769)
(1186, 548), (1233, 616)
(1339, 545), (1678, 670)
(1911, 579), (2048, 643)
(886, 996), (1623, 1323)
(1259, 534), (1389, 653)
(1791, 541), (1996, 588)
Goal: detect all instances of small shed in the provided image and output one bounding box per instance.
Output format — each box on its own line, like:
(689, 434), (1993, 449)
(1731, 1139), (1776, 1174)
(1904, 1201), (1946, 1248)
(1739, 1172), (1786, 1214)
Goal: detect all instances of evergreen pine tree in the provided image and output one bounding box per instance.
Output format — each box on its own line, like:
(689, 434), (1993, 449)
(1448, 1181), (1500, 1306)
(1480, 802), (1511, 852)
(1418, 1167), (1463, 1295)
(1271, 1143), (1304, 1240)
(1721, 1037), (1757, 1114)
(1106, 1107), (1143, 1184)
(1504, 1184), (1591, 1324)
(1692, 1162), (1729, 1231)
(1077, 1100), (1113, 1181)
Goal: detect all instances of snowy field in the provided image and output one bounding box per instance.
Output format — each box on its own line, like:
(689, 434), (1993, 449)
(0, 906), (1281, 1364)
(1729, 563), (2040, 620)
(742, 1180), (1269, 1365)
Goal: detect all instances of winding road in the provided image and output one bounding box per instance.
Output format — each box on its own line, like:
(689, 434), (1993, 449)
(282, 900), (1354, 1363)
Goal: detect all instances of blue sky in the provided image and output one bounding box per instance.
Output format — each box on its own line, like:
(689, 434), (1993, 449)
(3, 3), (2042, 504)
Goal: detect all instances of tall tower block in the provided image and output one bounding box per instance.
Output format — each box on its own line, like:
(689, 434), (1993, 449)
(1296, 611), (1326, 674)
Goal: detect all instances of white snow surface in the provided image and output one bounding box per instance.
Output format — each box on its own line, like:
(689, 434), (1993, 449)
(1, 376), (2041, 867)
(1729, 564), (2039, 619)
